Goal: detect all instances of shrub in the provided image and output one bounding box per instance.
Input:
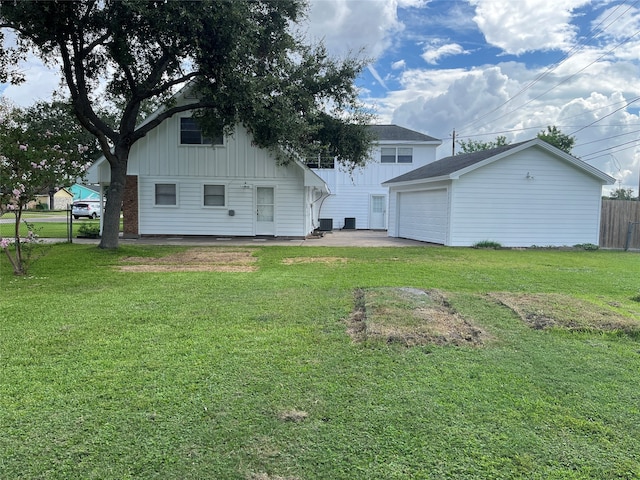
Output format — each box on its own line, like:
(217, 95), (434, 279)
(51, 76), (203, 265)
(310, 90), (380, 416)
(574, 243), (599, 251)
(77, 223), (100, 238)
(472, 240), (502, 249)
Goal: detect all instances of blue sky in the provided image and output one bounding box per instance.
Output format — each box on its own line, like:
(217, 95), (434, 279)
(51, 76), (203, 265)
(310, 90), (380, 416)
(304, 0), (640, 192)
(2, 0), (639, 192)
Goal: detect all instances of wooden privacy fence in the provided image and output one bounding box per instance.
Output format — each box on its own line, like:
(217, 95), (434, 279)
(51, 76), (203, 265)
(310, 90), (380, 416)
(600, 199), (640, 249)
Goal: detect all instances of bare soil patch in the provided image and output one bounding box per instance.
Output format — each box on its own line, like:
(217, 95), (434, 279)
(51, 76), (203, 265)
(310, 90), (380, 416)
(118, 248), (258, 272)
(348, 287), (486, 347)
(277, 409), (309, 422)
(282, 256), (348, 265)
(489, 292), (640, 334)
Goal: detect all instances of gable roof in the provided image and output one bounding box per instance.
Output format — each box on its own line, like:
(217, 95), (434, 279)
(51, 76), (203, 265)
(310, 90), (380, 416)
(369, 125), (441, 144)
(382, 138), (615, 186)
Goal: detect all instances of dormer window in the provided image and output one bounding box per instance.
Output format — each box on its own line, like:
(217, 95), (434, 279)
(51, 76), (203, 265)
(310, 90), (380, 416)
(381, 147), (413, 163)
(180, 117), (223, 145)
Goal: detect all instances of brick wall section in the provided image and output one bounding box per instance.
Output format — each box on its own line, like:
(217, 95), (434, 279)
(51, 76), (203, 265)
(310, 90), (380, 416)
(123, 175), (139, 238)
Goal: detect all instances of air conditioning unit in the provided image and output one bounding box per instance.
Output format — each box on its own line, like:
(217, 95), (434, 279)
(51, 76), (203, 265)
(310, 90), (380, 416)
(319, 218), (333, 231)
(343, 217), (356, 230)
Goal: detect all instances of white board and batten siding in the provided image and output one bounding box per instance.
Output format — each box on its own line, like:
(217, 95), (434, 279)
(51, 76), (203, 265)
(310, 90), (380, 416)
(129, 113), (309, 237)
(314, 143), (438, 229)
(449, 149), (604, 247)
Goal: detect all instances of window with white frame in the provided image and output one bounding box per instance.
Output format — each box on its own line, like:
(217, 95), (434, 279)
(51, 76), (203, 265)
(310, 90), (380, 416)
(155, 183), (177, 205)
(305, 155), (335, 169)
(203, 184), (225, 206)
(180, 117), (223, 145)
(380, 147), (413, 163)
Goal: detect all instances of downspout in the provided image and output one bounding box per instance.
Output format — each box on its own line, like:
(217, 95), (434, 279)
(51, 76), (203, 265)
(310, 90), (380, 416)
(311, 188), (332, 231)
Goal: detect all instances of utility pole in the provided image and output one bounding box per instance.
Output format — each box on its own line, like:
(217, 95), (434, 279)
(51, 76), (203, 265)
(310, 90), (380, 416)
(452, 129), (456, 156)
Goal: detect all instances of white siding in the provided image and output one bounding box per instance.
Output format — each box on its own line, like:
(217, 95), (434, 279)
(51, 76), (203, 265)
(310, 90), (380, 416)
(129, 112), (309, 237)
(449, 149), (604, 247)
(314, 143), (438, 229)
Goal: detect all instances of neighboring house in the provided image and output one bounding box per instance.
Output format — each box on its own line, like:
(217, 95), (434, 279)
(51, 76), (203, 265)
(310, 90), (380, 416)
(30, 188), (74, 210)
(86, 96), (328, 238)
(383, 138), (615, 247)
(311, 125), (441, 230)
(69, 183), (101, 201)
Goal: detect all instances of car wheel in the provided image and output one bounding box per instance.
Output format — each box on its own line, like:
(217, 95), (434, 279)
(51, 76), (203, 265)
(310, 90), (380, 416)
(74, 216), (79, 220)
(91, 213), (97, 219)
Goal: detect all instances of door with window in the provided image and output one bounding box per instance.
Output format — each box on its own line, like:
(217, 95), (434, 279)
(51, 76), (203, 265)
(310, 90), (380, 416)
(370, 194), (387, 230)
(256, 187), (275, 235)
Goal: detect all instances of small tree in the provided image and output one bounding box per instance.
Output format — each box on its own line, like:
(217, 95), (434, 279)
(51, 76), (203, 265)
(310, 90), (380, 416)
(609, 187), (636, 200)
(457, 135), (508, 154)
(0, 104), (91, 275)
(537, 126), (575, 154)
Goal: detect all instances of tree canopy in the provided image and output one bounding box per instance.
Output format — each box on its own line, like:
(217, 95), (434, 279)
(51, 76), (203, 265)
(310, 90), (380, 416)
(0, 0), (374, 248)
(536, 126), (575, 154)
(457, 126), (576, 156)
(609, 187), (636, 200)
(456, 135), (508, 154)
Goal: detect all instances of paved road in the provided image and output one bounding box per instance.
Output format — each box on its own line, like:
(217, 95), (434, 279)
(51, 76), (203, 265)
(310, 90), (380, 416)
(0, 215), (75, 224)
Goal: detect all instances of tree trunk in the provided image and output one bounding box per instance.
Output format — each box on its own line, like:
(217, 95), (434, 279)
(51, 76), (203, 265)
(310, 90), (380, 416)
(98, 151), (128, 249)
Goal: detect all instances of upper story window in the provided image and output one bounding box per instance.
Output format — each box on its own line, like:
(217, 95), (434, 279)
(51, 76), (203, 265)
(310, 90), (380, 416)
(381, 147), (413, 164)
(305, 155), (335, 169)
(180, 117), (223, 145)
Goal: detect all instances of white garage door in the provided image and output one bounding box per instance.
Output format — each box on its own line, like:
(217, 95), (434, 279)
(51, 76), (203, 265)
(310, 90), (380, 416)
(398, 189), (448, 244)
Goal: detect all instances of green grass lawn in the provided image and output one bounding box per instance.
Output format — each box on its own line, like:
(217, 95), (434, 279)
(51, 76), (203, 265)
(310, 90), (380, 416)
(1, 244), (639, 479)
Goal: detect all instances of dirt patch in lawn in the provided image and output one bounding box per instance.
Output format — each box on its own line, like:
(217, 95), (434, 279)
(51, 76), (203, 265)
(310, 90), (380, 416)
(118, 248), (258, 272)
(489, 292), (640, 334)
(348, 287), (486, 347)
(282, 256), (348, 265)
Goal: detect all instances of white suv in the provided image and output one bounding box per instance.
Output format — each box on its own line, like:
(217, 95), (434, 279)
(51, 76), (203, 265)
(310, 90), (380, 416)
(72, 201), (102, 219)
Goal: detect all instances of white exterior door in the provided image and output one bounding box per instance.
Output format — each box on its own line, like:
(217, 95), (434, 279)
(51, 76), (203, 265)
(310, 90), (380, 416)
(370, 194), (387, 230)
(398, 189), (447, 244)
(256, 186), (275, 235)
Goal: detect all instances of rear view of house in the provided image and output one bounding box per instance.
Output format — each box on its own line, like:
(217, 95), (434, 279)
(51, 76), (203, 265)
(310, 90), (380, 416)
(311, 125), (441, 230)
(86, 93), (328, 238)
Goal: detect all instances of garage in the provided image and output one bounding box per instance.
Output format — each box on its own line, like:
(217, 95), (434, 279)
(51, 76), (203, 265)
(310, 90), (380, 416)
(383, 139), (615, 247)
(397, 189), (447, 244)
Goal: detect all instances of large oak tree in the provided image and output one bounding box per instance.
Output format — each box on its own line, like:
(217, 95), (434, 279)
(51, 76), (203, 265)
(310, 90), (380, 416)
(0, 0), (373, 248)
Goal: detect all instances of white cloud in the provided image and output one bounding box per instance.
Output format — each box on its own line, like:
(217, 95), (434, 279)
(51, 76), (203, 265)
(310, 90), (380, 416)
(421, 42), (468, 64)
(305, 0), (403, 59)
(469, 0), (591, 55)
(391, 59), (406, 70)
(1, 58), (60, 107)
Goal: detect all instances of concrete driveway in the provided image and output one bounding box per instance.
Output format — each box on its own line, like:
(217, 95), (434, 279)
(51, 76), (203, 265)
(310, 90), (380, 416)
(69, 230), (431, 247)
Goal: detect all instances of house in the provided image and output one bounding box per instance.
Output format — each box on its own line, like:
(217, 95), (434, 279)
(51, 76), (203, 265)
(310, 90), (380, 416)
(30, 188), (74, 210)
(311, 125), (441, 230)
(383, 139), (615, 247)
(69, 183), (101, 202)
(85, 97), (328, 238)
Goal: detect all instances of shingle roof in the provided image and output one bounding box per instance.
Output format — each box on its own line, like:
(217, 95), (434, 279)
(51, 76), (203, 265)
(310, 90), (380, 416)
(368, 124), (440, 143)
(384, 141), (530, 184)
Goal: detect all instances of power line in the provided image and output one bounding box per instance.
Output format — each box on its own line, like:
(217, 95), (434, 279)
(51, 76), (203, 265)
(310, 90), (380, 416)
(581, 138), (640, 160)
(457, 0), (639, 135)
(569, 96), (640, 136)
